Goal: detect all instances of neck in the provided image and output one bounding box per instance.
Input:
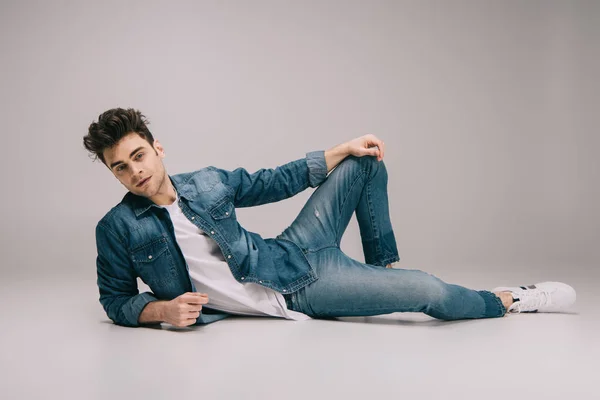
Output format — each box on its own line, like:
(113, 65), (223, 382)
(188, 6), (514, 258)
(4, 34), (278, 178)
(150, 176), (177, 206)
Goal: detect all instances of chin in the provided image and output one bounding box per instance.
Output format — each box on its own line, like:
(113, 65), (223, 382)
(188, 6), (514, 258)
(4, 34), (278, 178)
(131, 187), (150, 196)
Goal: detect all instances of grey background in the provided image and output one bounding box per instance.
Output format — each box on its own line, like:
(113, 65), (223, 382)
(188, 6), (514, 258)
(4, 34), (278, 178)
(0, 1), (598, 399)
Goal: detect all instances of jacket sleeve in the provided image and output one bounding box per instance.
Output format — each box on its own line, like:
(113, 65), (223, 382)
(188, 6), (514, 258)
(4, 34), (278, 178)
(95, 222), (160, 327)
(212, 150), (328, 208)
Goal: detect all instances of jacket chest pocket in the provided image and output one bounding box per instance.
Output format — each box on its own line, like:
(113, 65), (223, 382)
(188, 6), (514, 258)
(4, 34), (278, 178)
(208, 198), (239, 241)
(209, 198), (234, 220)
(130, 238), (174, 289)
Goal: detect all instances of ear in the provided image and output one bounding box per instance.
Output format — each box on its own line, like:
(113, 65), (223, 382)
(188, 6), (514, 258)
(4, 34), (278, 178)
(154, 139), (166, 157)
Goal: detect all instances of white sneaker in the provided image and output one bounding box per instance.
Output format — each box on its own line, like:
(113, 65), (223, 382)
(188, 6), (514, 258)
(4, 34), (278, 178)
(492, 282), (576, 313)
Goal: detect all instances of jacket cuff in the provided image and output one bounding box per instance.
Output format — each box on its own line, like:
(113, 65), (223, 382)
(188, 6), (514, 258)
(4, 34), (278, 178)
(306, 150), (328, 188)
(122, 291), (160, 326)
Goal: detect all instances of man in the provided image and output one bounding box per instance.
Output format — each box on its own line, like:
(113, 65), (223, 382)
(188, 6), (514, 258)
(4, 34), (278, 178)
(84, 108), (576, 328)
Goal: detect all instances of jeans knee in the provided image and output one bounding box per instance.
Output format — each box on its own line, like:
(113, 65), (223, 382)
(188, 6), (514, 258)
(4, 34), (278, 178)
(414, 270), (449, 305)
(340, 155), (387, 184)
(354, 154), (386, 180)
(428, 283), (451, 307)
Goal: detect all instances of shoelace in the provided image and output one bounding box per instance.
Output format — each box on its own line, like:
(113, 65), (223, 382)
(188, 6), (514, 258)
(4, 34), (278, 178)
(509, 288), (552, 313)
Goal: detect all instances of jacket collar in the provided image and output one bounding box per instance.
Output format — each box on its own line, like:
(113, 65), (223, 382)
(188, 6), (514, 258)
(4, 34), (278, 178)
(128, 174), (193, 217)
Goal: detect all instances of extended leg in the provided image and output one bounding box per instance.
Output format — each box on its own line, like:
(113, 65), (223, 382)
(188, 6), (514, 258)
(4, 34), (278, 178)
(286, 248), (507, 321)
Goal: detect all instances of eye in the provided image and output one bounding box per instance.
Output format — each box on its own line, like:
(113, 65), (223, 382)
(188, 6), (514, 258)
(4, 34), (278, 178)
(116, 165), (125, 172)
(136, 153), (144, 159)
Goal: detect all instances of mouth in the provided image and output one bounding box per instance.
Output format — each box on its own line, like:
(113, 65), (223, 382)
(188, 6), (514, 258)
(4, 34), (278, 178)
(136, 176), (151, 187)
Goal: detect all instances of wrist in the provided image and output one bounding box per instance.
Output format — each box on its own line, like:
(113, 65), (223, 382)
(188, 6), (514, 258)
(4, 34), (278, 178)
(342, 142), (351, 156)
(324, 143), (350, 173)
(324, 144), (347, 162)
(332, 142), (350, 157)
(139, 300), (168, 324)
(155, 300), (167, 321)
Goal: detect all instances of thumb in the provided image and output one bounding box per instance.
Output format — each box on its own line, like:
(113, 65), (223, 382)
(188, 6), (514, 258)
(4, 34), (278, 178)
(358, 146), (375, 156)
(367, 147), (379, 157)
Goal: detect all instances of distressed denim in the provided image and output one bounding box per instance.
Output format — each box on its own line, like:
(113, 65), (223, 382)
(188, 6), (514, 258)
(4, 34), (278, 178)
(95, 151), (329, 327)
(279, 155), (507, 320)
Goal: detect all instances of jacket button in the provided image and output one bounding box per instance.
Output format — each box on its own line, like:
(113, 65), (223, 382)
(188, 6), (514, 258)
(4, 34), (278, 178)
(282, 289), (287, 292)
(259, 280), (263, 283)
(148, 255), (152, 259)
(210, 231), (215, 234)
(227, 255), (231, 259)
(225, 212), (229, 215)
(241, 277), (245, 280)
(191, 216), (195, 220)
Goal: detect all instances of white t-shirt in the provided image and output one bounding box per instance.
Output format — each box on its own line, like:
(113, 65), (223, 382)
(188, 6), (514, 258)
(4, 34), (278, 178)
(160, 192), (312, 321)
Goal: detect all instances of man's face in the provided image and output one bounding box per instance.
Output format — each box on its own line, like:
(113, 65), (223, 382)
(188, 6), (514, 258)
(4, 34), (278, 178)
(102, 132), (168, 198)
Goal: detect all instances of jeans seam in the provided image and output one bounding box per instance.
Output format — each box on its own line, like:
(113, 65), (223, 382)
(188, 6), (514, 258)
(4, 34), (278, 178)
(364, 176), (383, 261)
(335, 170), (367, 246)
(305, 245), (338, 254)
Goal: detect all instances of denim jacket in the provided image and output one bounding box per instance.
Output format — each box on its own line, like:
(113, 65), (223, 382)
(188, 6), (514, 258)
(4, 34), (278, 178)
(95, 150), (328, 327)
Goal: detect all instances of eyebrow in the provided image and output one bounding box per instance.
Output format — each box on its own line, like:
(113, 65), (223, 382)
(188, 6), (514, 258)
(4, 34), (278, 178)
(109, 146), (145, 170)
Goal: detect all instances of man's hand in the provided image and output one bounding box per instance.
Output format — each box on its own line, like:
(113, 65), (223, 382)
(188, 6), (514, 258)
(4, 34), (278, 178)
(345, 134), (386, 162)
(163, 292), (210, 327)
(325, 134), (386, 173)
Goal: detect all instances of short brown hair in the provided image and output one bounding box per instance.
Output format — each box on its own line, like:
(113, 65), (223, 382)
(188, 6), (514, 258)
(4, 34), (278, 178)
(83, 108), (155, 165)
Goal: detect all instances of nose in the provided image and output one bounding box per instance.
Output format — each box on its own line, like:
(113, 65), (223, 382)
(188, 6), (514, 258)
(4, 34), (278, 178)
(135, 172), (145, 185)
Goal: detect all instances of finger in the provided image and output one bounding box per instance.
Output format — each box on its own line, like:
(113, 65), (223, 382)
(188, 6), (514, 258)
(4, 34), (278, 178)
(364, 148), (378, 158)
(373, 140), (384, 161)
(186, 297), (209, 305)
(366, 135), (382, 159)
(187, 312), (201, 320)
(184, 309), (202, 317)
(182, 293), (209, 301)
(180, 294), (209, 304)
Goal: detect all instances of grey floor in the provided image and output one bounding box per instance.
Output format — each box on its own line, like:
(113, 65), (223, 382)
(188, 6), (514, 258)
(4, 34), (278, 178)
(2, 268), (597, 400)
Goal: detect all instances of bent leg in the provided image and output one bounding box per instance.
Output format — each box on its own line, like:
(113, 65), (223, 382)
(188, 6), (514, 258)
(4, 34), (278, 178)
(286, 248), (506, 321)
(277, 155), (400, 267)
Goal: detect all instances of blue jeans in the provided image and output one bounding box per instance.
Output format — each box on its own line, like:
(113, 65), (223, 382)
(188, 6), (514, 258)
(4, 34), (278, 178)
(278, 155), (506, 320)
